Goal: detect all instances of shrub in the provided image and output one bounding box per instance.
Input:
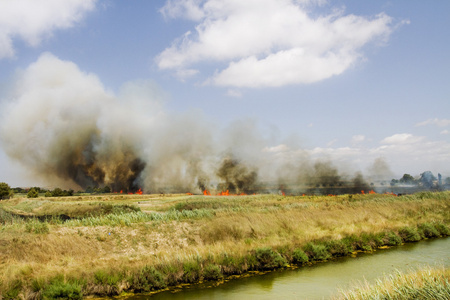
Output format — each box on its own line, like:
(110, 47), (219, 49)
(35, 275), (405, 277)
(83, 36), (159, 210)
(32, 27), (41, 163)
(130, 266), (166, 292)
(341, 235), (359, 252)
(303, 243), (331, 261)
(253, 247), (288, 270)
(203, 264), (223, 281)
(382, 231), (402, 246)
(292, 249), (309, 264)
(0, 182), (12, 200)
(325, 240), (352, 257)
(92, 270), (122, 296)
(398, 226), (421, 242)
(27, 188), (39, 198)
(434, 223), (450, 236)
(418, 223), (440, 238)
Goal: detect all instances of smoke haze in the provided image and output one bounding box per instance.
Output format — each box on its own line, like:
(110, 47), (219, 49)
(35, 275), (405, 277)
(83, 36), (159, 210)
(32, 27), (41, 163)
(0, 53), (394, 194)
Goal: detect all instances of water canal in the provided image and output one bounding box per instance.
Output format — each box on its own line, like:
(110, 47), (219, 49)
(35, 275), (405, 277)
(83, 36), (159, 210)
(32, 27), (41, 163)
(125, 238), (449, 300)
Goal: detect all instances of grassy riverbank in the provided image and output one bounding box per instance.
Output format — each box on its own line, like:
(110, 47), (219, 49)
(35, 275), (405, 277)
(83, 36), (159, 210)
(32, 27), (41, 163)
(0, 191), (449, 299)
(334, 266), (450, 300)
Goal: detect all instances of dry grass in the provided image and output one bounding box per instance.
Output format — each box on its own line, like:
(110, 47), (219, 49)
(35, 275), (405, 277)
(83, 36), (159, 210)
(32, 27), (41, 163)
(334, 266), (450, 300)
(0, 191), (449, 298)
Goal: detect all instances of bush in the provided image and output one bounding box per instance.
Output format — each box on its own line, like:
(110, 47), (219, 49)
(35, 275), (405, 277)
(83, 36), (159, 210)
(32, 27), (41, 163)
(42, 279), (82, 300)
(203, 264), (223, 281)
(27, 188), (39, 198)
(418, 223), (440, 238)
(398, 226), (421, 242)
(253, 247), (288, 270)
(382, 231), (402, 246)
(303, 243), (331, 261)
(325, 240), (352, 257)
(130, 266), (166, 292)
(292, 249), (309, 264)
(0, 182), (12, 200)
(434, 223), (450, 236)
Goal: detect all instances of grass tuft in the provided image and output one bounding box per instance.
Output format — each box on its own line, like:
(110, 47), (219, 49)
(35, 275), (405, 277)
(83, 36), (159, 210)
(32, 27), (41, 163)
(334, 266), (450, 300)
(42, 278), (83, 300)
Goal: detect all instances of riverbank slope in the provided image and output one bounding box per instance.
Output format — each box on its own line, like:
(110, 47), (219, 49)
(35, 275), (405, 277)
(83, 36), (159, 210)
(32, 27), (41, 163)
(1, 191), (449, 298)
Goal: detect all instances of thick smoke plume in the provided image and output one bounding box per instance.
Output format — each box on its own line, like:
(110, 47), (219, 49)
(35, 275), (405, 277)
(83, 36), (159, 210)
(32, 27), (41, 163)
(1, 54), (393, 194)
(216, 156), (258, 194)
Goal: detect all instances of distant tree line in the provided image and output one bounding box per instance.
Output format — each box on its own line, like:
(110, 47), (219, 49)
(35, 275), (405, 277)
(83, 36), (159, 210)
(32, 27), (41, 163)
(3, 185), (113, 199)
(84, 186), (111, 194)
(26, 187), (74, 198)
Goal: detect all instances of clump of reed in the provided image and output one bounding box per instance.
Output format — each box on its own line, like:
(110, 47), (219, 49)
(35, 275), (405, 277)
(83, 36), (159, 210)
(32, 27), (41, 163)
(334, 266), (450, 300)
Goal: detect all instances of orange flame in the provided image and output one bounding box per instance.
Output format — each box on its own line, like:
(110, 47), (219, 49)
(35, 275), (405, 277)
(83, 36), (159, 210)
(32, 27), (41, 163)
(218, 190), (229, 196)
(203, 189), (248, 196)
(369, 190), (376, 194)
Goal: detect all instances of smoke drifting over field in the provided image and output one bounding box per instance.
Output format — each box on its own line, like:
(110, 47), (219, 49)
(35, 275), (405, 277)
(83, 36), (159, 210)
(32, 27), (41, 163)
(1, 54), (390, 194)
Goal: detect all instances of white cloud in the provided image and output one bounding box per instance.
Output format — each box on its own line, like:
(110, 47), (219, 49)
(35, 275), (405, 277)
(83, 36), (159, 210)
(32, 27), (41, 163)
(226, 89), (242, 98)
(0, 0), (96, 59)
(415, 118), (450, 127)
(441, 129), (449, 135)
(160, 0), (205, 21)
(380, 133), (424, 145)
(351, 134), (365, 144)
(157, 0), (395, 87)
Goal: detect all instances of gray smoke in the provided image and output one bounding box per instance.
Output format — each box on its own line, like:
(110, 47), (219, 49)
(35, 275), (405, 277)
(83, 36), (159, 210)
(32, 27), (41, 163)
(216, 156), (258, 194)
(0, 53), (383, 194)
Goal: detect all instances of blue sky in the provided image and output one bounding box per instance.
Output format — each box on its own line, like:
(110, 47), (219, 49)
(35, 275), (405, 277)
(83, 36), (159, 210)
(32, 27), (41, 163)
(0, 0), (449, 189)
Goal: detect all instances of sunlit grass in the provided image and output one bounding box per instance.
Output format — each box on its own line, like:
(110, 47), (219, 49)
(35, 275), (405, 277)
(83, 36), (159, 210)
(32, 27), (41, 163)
(0, 191), (449, 298)
(334, 266), (450, 300)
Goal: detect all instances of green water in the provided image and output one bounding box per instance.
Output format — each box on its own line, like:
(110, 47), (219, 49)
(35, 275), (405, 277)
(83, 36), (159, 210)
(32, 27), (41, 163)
(128, 238), (449, 299)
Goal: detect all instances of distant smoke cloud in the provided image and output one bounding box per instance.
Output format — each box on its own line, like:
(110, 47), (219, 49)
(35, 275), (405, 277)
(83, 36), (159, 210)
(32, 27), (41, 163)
(0, 0), (96, 59)
(1, 54), (448, 193)
(157, 0), (397, 87)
